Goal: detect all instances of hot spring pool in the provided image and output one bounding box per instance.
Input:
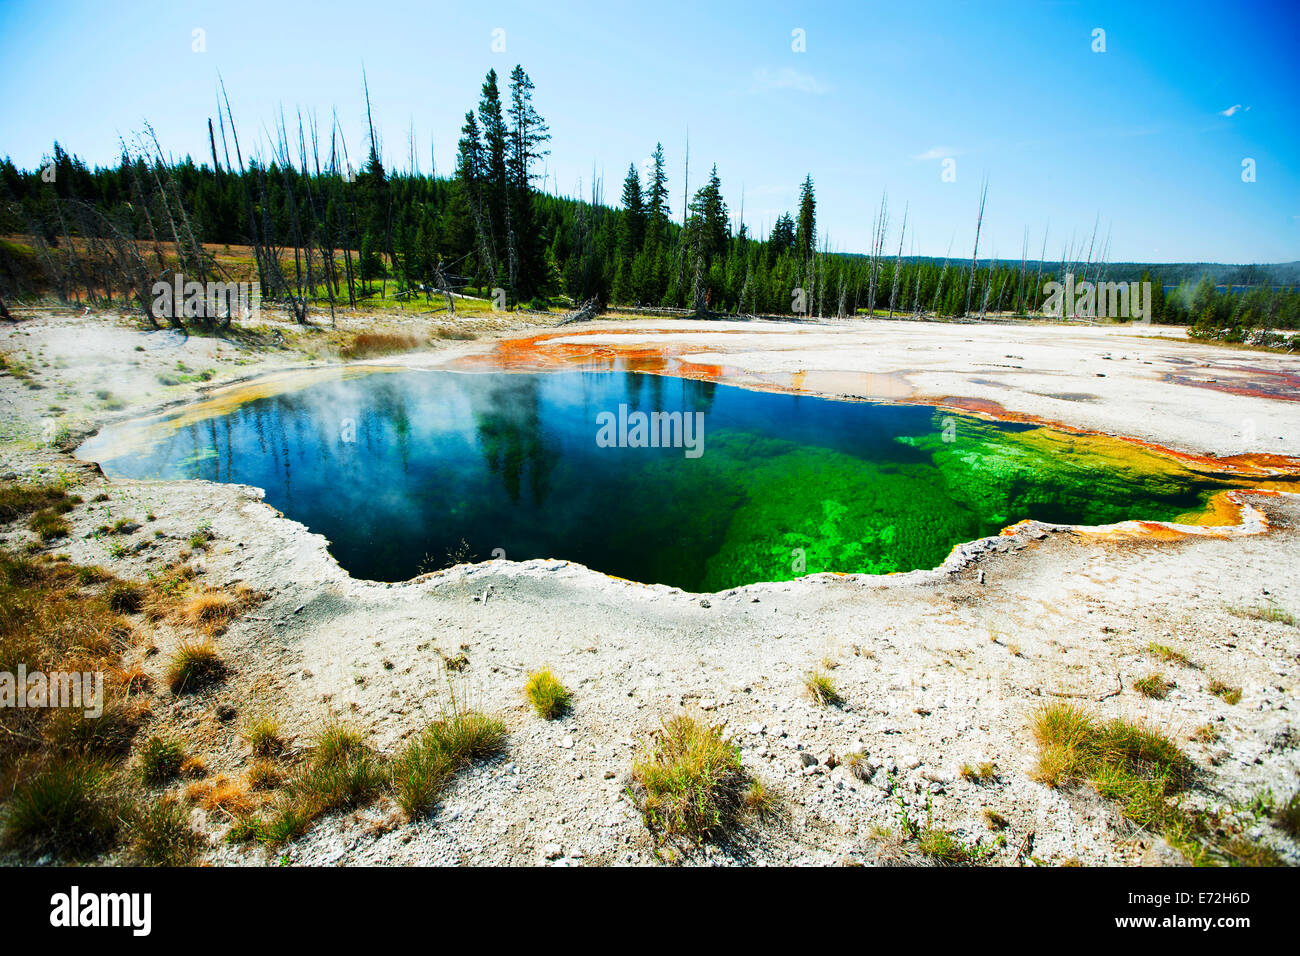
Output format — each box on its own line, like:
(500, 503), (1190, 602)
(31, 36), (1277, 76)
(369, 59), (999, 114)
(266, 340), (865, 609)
(77, 368), (1245, 590)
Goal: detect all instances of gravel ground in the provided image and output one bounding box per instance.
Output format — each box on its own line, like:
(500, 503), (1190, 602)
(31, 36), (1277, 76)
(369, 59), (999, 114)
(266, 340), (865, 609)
(1, 309), (1297, 867)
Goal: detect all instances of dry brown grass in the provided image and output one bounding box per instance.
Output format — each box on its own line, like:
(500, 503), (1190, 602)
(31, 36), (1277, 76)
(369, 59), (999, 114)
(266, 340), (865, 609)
(339, 332), (424, 359)
(246, 760), (284, 791)
(189, 775), (257, 816)
(181, 590), (237, 630)
(110, 664), (151, 696)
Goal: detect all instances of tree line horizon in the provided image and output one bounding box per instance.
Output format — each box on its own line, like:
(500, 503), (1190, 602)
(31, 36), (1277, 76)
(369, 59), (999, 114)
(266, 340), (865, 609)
(1, 66), (1297, 338)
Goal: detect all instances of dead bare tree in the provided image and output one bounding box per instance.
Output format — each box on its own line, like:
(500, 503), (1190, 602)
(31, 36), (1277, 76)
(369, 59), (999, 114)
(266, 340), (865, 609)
(888, 203), (907, 319)
(866, 192), (888, 318)
(963, 176), (989, 317)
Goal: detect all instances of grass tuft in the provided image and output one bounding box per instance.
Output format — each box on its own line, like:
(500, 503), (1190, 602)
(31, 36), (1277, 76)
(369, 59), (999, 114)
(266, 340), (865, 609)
(960, 762), (997, 784)
(107, 581), (144, 614)
(1228, 604), (1297, 627)
(524, 667), (571, 719)
(166, 640), (225, 693)
(139, 736), (185, 786)
(181, 589), (237, 630)
(803, 668), (843, 707)
(340, 332), (423, 359)
(1147, 642), (1191, 667)
(243, 717), (284, 757)
(1275, 791), (1300, 838)
(126, 796), (202, 866)
(1027, 703), (1283, 864)
(1209, 680), (1242, 705)
(28, 508), (70, 542)
(1134, 673), (1173, 699)
(629, 712), (766, 844)
(1, 758), (122, 858)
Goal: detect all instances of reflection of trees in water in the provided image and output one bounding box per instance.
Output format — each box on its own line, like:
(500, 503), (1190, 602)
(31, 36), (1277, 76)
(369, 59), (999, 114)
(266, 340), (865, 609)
(473, 375), (554, 505)
(367, 377), (413, 473)
(682, 376), (717, 414)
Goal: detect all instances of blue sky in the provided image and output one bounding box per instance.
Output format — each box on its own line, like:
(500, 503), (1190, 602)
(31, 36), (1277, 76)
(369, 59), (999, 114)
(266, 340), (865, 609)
(1, 0), (1297, 263)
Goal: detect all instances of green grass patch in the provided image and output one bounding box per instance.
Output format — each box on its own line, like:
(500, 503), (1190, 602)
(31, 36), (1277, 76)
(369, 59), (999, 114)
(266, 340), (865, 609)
(1209, 680), (1242, 705)
(138, 736), (185, 786)
(803, 668), (843, 707)
(1031, 703), (1280, 865)
(628, 712), (769, 845)
(1134, 673), (1174, 699)
(126, 796), (202, 866)
(1, 758), (123, 858)
(166, 640), (225, 693)
(1147, 642), (1192, 667)
(524, 667), (571, 719)
(893, 786), (995, 865)
(1228, 604), (1297, 627)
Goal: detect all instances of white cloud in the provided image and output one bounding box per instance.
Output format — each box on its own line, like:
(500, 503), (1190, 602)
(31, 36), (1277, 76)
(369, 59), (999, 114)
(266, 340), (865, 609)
(1220, 104), (1251, 117)
(913, 146), (958, 161)
(749, 67), (829, 95)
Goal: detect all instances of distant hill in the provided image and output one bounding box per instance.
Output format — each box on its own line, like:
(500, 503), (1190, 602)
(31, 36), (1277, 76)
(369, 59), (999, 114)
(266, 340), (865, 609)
(872, 256), (1300, 288)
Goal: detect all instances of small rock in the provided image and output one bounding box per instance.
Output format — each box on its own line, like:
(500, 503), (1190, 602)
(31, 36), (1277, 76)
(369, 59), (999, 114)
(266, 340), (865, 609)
(560, 736), (574, 749)
(799, 751), (819, 768)
(542, 843), (563, 861)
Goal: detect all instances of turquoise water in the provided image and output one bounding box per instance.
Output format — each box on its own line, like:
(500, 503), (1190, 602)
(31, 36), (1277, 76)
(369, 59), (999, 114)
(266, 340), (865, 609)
(80, 369), (1228, 590)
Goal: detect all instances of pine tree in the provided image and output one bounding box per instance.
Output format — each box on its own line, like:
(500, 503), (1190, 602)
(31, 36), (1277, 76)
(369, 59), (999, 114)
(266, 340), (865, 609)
(619, 163), (645, 264)
(796, 174), (815, 263)
(505, 64), (550, 301)
(477, 69), (509, 277)
(686, 164), (728, 268)
(645, 142), (670, 249)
